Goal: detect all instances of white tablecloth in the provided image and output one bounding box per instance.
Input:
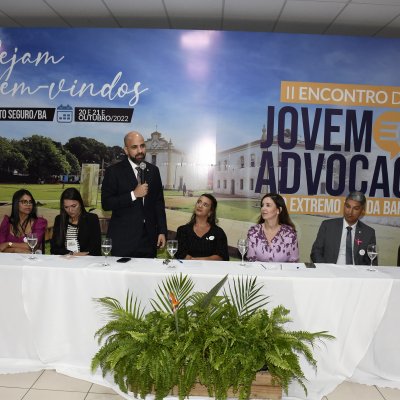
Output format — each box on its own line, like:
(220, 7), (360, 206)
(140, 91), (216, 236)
(0, 253), (399, 400)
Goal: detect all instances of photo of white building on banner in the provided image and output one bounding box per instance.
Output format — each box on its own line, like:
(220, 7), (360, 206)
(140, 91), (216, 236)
(214, 126), (322, 198)
(214, 125), (393, 200)
(144, 131), (210, 192)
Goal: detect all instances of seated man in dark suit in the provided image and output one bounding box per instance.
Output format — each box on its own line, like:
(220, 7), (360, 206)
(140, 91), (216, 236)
(310, 191), (376, 266)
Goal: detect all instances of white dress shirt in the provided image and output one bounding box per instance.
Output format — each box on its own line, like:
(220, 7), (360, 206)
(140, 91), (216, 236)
(127, 158), (139, 202)
(337, 219), (356, 265)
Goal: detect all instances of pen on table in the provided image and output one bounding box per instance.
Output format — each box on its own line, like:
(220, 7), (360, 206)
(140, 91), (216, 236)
(177, 259), (183, 263)
(259, 264), (266, 269)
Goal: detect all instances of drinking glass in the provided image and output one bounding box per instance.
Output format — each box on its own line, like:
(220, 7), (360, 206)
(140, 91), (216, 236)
(27, 232), (38, 259)
(237, 238), (248, 266)
(367, 244), (378, 271)
(166, 240), (178, 268)
(101, 237), (112, 266)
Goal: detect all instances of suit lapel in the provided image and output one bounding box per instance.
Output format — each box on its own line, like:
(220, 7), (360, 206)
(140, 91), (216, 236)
(122, 157), (139, 186)
(353, 221), (364, 262)
(332, 219), (343, 260)
(141, 161), (151, 184)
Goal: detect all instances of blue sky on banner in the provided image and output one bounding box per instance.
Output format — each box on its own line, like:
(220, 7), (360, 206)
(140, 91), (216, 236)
(0, 28), (399, 155)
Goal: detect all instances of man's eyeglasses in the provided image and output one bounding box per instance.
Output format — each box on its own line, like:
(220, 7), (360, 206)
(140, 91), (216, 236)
(196, 199), (210, 208)
(19, 200), (33, 205)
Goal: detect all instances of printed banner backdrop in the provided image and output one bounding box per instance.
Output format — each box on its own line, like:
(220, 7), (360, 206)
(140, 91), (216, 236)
(0, 28), (399, 265)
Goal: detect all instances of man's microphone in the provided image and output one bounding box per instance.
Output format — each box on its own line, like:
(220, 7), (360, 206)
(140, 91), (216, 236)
(139, 162), (146, 184)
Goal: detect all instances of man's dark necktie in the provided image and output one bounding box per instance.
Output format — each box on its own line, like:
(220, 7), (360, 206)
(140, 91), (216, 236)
(346, 226), (353, 265)
(135, 166), (145, 209)
(136, 166), (143, 184)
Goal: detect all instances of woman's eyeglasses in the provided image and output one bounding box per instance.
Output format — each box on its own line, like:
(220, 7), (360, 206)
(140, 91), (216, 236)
(19, 200), (33, 205)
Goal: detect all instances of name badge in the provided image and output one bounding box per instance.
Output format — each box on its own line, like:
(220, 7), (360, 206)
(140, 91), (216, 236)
(67, 239), (79, 253)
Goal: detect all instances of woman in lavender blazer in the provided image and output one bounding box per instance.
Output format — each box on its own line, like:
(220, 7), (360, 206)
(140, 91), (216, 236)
(247, 193), (299, 262)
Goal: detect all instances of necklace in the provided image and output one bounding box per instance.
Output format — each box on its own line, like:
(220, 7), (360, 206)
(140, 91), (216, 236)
(195, 222), (209, 228)
(194, 221), (210, 237)
(263, 223), (280, 242)
(19, 219), (31, 236)
(69, 211), (81, 225)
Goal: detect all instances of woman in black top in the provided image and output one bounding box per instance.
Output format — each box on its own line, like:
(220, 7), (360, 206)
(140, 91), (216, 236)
(50, 188), (101, 256)
(175, 193), (229, 261)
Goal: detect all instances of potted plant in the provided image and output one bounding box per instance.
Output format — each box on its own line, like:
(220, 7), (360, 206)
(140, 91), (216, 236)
(91, 274), (333, 400)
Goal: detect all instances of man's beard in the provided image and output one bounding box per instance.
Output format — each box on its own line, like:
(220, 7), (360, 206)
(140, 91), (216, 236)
(129, 153), (145, 164)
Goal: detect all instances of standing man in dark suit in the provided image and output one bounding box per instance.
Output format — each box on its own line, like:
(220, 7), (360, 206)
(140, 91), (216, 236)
(310, 191), (376, 266)
(101, 131), (167, 257)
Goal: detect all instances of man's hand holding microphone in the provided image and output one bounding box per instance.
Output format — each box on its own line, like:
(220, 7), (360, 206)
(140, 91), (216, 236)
(134, 162), (148, 198)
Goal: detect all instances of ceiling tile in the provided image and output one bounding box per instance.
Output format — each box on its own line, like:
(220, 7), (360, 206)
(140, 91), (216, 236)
(326, 3), (400, 35)
(0, 0), (398, 37)
(0, 0), (68, 27)
(104, 0), (169, 28)
(165, 0), (223, 18)
(165, 0), (223, 29)
(351, 0), (400, 5)
(276, 0), (345, 34)
(46, 0), (118, 27)
(223, 0), (284, 31)
(0, 9), (20, 27)
(376, 14), (400, 37)
(170, 18), (222, 30)
(289, 0), (347, 2)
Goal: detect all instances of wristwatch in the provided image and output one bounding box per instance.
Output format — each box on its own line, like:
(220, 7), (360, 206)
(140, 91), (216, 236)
(8, 242), (12, 248)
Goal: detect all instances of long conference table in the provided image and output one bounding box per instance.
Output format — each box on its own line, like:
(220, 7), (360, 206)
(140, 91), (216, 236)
(1, 253), (400, 400)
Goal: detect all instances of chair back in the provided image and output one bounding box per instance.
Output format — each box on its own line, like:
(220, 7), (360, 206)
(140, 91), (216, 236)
(98, 217), (110, 235)
(397, 245), (400, 267)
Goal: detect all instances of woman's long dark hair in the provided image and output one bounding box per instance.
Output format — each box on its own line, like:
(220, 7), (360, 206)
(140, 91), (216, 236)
(189, 193), (218, 226)
(9, 189), (38, 237)
(56, 188), (87, 247)
(257, 193), (296, 231)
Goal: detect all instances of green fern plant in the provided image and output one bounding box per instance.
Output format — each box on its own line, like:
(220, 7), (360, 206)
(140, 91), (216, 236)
(91, 274), (333, 400)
